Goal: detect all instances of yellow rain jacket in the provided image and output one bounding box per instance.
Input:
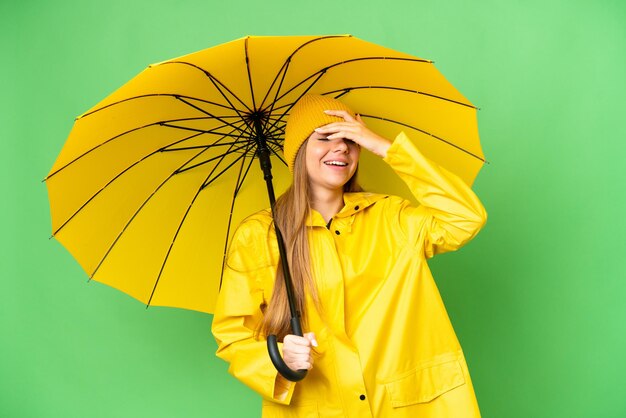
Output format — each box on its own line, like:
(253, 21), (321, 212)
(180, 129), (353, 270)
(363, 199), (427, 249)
(212, 132), (487, 417)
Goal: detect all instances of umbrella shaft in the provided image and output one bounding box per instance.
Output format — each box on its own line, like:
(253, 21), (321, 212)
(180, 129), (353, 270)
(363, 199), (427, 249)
(253, 124), (302, 330)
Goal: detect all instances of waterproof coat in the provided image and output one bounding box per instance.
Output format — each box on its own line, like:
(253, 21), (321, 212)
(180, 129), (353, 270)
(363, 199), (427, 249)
(212, 132), (487, 418)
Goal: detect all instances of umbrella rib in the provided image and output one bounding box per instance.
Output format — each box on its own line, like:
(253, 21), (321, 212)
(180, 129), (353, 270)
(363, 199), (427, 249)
(285, 35), (352, 58)
(194, 127), (253, 191)
(161, 120), (248, 150)
(46, 116), (247, 181)
(264, 101), (292, 113)
(218, 142), (256, 291)
(360, 113), (486, 162)
(200, 148), (251, 191)
(265, 114), (288, 123)
(161, 118), (252, 139)
(89, 145), (215, 280)
(263, 130), (285, 150)
(264, 136), (283, 150)
(325, 86), (477, 109)
(79, 94), (240, 119)
(266, 143), (288, 167)
(173, 96), (252, 135)
(159, 118), (251, 145)
(260, 55), (290, 113)
(245, 37), (257, 111)
(263, 117), (286, 136)
(265, 122), (285, 138)
(261, 54), (292, 122)
(176, 142), (253, 175)
(161, 122), (253, 140)
(234, 146), (257, 197)
(160, 141), (240, 152)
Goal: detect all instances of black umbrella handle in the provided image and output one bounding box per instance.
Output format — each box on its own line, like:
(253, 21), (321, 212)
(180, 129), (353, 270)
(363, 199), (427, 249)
(265, 232), (308, 382)
(267, 317), (308, 381)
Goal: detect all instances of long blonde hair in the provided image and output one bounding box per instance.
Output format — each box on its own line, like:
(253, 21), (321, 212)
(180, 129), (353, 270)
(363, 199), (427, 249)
(260, 140), (362, 340)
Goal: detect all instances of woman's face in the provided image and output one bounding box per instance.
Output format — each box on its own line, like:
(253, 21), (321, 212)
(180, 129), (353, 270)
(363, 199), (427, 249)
(304, 130), (360, 196)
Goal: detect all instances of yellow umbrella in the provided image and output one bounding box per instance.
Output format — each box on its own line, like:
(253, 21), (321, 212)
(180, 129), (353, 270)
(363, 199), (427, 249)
(46, 34), (485, 316)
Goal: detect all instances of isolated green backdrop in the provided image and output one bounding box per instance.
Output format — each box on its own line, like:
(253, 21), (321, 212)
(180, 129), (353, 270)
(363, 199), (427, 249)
(2, 0), (625, 417)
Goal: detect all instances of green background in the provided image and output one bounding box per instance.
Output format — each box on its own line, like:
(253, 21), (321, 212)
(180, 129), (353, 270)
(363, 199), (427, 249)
(2, 0), (625, 417)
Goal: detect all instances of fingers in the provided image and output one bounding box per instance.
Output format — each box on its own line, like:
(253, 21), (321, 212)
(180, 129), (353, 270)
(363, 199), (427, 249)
(304, 332), (318, 347)
(315, 125), (371, 151)
(315, 109), (365, 138)
(323, 109), (356, 122)
(315, 122), (363, 141)
(316, 128), (359, 143)
(314, 109), (391, 157)
(284, 333), (317, 347)
(283, 333), (317, 371)
(316, 122), (361, 132)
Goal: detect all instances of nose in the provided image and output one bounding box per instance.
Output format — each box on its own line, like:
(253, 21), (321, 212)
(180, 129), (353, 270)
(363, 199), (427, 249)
(332, 138), (349, 153)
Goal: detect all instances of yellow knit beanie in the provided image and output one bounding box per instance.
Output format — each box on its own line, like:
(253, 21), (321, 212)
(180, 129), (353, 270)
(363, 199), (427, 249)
(283, 94), (355, 173)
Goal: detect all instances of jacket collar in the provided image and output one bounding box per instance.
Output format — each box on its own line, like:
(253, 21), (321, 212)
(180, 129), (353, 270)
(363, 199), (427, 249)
(305, 192), (388, 227)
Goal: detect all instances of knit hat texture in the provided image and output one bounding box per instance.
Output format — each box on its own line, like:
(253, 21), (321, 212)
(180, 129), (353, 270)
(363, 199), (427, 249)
(283, 94), (355, 173)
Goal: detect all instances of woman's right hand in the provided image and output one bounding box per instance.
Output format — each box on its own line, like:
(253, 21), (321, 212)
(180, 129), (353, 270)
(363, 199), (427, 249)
(282, 332), (318, 371)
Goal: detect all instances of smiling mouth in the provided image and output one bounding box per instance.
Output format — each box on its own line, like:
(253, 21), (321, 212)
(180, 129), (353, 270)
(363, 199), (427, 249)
(324, 161), (348, 167)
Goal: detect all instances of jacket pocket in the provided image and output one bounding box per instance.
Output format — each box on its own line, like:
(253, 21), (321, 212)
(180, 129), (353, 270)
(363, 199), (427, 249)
(383, 356), (465, 408)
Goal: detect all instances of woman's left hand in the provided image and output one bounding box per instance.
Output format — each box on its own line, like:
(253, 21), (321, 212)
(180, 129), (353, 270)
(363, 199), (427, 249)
(315, 110), (391, 158)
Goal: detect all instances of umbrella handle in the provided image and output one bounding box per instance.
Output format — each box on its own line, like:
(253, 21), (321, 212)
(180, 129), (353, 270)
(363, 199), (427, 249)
(267, 317), (307, 382)
(267, 335), (308, 382)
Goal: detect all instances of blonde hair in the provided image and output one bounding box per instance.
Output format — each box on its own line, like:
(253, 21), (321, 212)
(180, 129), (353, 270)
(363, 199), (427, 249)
(260, 140), (362, 340)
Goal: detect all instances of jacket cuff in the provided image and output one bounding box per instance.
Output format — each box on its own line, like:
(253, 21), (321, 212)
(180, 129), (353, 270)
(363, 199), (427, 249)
(382, 131), (413, 165)
(269, 342), (296, 404)
(273, 374), (296, 403)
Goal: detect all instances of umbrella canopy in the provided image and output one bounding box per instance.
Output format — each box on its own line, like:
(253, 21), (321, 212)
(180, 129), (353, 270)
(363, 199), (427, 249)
(46, 35), (485, 314)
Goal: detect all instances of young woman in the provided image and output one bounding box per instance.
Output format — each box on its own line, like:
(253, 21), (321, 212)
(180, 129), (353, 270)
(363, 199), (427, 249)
(212, 94), (487, 417)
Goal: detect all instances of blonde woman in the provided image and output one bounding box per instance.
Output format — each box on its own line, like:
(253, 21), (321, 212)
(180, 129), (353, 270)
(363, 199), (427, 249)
(212, 94), (487, 417)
